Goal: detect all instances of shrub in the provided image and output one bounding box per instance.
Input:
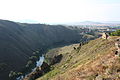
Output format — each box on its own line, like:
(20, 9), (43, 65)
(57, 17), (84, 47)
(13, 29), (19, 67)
(29, 56), (38, 62)
(9, 71), (22, 80)
(110, 29), (120, 36)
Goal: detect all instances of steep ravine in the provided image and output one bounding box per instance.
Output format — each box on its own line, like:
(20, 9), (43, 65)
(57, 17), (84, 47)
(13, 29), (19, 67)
(0, 19), (99, 80)
(23, 44), (79, 80)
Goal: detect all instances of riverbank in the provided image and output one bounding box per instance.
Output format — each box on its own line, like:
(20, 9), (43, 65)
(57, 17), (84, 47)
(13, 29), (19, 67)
(16, 55), (44, 80)
(21, 43), (80, 80)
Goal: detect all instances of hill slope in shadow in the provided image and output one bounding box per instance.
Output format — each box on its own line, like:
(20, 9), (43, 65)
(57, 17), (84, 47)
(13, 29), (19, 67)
(0, 20), (99, 80)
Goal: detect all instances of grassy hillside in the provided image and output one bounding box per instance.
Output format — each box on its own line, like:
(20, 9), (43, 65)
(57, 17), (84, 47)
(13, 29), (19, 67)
(36, 36), (120, 80)
(0, 20), (99, 80)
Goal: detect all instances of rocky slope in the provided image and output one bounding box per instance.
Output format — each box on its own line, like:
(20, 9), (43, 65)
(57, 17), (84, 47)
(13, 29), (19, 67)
(0, 19), (99, 80)
(36, 36), (120, 80)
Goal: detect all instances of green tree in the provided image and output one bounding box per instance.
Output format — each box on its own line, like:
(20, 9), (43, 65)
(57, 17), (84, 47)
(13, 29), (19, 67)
(110, 29), (120, 36)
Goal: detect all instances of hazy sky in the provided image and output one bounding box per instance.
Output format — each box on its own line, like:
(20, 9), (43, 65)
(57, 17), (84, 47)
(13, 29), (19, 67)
(0, 0), (120, 24)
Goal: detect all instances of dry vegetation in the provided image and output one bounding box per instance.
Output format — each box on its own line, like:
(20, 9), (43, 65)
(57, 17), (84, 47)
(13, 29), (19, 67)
(37, 36), (120, 80)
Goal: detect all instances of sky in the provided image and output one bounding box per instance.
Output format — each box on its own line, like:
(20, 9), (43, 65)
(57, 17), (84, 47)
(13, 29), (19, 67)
(0, 0), (120, 24)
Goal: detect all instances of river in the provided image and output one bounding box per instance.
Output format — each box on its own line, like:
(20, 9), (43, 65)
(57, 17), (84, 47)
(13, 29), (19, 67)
(16, 55), (44, 80)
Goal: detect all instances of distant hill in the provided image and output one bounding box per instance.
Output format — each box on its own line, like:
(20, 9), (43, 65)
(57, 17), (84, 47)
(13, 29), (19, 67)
(73, 21), (102, 25)
(63, 21), (120, 26)
(0, 19), (99, 80)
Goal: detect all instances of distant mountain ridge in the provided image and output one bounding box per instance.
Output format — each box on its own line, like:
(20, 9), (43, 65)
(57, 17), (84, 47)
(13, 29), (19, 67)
(61, 21), (120, 26)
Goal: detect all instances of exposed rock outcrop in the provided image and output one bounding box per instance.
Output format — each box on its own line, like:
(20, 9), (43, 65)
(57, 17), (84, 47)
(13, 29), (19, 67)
(114, 38), (120, 56)
(23, 62), (50, 80)
(41, 62), (50, 73)
(50, 54), (63, 65)
(102, 33), (109, 39)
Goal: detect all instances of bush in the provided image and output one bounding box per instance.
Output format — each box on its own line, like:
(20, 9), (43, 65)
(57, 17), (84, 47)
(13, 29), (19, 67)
(29, 56), (38, 62)
(26, 60), (34, 68)
(110, 29), (120, 36)
(9, 71), (22, 80)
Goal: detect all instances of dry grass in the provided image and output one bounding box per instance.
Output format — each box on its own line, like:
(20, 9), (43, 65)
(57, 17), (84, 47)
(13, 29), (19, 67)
(37, 36), (120, 80)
